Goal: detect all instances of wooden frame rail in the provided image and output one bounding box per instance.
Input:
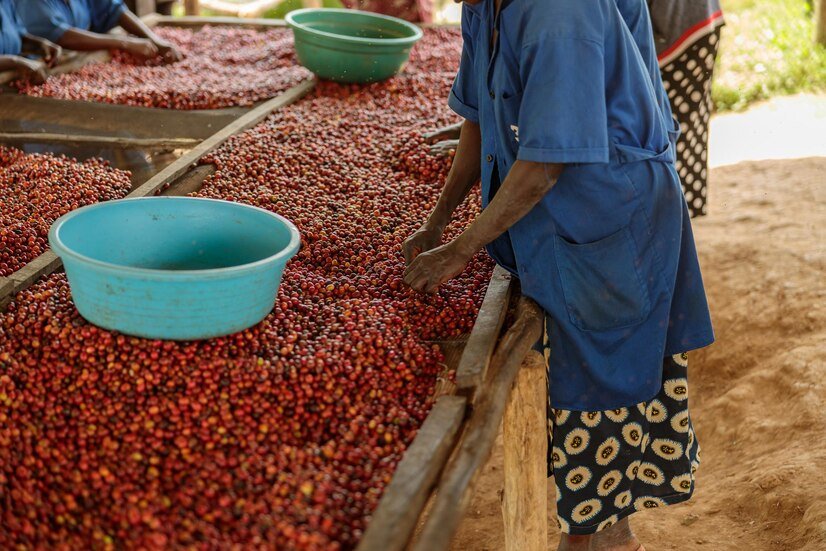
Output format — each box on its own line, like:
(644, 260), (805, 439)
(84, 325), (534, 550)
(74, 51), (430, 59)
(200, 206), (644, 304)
(412, 297), (545, 550)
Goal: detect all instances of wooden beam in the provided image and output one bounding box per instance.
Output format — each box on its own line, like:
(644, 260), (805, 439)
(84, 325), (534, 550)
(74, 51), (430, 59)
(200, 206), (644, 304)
(153, 15), (288, 28)
(0, 252), (61, 310)
(817, 0), (826, 45)
(134, 0), (156, 17)
(160, 164), (216, 196)
(411, 297), (544, 551)
(501, 349), (548, 551)
(455, 264), (513, 393)
(357, 395), (467, 551)
(184, 0), (200, 16)
(128, 77), (315, 198)
(0, 133), (199, 150)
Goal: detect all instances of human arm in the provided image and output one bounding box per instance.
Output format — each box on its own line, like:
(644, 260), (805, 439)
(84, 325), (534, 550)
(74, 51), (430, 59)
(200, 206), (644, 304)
(403, 160), (563, 293)
(116, 9), (182, 63)
(402, 120), (482, 264)
(57, 27), (158, 58)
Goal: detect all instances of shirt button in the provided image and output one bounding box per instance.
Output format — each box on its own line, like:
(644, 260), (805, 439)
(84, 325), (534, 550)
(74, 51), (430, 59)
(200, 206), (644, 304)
(486, 154), (493, 162)
(489, 90), (495, 99)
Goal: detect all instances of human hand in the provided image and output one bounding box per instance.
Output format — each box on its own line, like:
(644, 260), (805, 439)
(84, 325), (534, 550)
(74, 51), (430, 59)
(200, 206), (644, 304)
(155, 40), (183, 64)
(403, 240), (473, 294)
(402, 222), (445, 265)
(15, 58), (48, 84)
(39, 39), (62, 68)
(428, 139), (459, 158)
(123, 38), (159, 59)
(422, 123), (462, 144)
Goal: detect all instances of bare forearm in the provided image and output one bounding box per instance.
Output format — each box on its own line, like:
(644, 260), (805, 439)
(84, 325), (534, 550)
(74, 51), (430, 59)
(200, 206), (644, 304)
(453, 160), (563, 255)
(427, 120), (482, 228)
(118, 9), (162, 43)
(58, 28), (129, 51)
(0, 55), (26, 71)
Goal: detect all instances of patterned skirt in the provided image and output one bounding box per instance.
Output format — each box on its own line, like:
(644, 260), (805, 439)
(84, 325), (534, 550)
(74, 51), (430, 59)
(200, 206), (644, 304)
(661, 28), (722, 218)
(545, 353), (701, 535)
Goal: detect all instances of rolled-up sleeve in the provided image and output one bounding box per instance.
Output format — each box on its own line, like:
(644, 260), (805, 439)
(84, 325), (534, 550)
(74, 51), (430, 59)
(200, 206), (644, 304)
(516, 35), (610, 164)
(448, 7), (480, 123)
(17, 0), (71, 43)
(89, 0), (126, 34)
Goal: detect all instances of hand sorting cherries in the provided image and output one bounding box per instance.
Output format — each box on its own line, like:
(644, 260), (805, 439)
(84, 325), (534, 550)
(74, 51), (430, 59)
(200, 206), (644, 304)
(0, 28), (489, 550)
(15, 26), (312, 110)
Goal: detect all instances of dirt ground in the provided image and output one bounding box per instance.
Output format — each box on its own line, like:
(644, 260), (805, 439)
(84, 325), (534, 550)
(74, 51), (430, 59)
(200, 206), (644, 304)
(449, 154), (826, 550)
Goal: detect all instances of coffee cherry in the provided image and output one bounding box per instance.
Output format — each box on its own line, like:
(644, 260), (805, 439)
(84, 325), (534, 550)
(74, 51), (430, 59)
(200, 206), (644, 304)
(0, 146), (132, 276)
(0, 28), (489, 550)
(16, 26), (312, 110)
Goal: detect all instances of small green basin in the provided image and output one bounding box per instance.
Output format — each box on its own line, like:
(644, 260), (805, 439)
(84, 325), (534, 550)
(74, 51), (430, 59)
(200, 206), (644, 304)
(286, 8), (423, 83)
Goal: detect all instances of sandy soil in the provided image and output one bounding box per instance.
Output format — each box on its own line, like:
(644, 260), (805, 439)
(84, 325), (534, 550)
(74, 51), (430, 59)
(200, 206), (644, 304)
(449, 155), (826, 551)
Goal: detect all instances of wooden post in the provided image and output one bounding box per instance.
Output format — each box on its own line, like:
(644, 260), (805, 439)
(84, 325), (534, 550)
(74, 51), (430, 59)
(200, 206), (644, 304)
(134, 0), (156, 16)
(184, 0), (200, 15)
(817, 0), (826, 45)
(501, 349), (547, 551)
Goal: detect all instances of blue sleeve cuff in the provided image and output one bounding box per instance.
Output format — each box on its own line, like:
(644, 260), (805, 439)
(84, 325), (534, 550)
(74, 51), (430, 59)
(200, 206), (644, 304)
(517, 146), (609, 164)
(448, 90), (479, 123)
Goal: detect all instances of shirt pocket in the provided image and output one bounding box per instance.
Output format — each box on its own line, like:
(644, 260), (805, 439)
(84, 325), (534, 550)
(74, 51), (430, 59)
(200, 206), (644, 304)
(553, 226), (651, 332)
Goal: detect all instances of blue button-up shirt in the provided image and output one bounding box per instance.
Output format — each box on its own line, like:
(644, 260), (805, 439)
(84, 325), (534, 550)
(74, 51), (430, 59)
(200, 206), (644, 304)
(449, 0), (713, 410)
(17, 0), (125, 44)
(1, 0), (24, 55)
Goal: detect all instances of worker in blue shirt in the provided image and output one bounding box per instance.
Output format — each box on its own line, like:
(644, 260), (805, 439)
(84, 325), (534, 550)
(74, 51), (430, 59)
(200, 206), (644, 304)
(0, 0), (60, 82)
(403, 0), (713, 548)
(17, 0), (182, 63)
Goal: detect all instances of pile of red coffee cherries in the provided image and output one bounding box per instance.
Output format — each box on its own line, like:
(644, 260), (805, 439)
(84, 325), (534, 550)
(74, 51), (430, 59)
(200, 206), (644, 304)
(0, 28), (488, 549)
(0, 146), (132, 276)
(16, 26), (311, 109)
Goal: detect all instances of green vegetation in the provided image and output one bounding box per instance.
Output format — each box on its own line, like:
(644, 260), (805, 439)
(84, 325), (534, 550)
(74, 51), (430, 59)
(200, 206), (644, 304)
(714, 0), (826, 110)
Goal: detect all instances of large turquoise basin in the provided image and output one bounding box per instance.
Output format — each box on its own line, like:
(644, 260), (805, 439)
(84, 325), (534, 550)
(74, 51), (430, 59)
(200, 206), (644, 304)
(48, 197), (300, 340)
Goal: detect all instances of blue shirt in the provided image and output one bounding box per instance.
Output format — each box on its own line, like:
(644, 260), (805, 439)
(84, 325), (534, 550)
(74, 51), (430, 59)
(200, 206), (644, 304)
(16, 0), (125, 44)
(1, 0), (24, 55)
(450, 0), (713, 410)
(615, 0), (680, 147)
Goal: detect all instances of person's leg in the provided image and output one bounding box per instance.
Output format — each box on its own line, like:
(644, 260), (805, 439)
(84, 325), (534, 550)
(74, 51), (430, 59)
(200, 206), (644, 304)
(589, 517), (641, 551)
(558, 533), (591, 551)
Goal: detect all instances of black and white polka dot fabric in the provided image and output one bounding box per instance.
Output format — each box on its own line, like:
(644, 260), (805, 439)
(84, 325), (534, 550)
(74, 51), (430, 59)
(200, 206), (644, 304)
(661, 29), (721, 218)
(546, 353), (700, 535)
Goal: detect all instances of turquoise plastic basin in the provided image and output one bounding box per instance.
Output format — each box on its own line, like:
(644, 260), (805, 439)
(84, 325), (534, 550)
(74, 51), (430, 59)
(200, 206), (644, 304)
(286, 8), (423, 83)
(48, 197), (300, 341)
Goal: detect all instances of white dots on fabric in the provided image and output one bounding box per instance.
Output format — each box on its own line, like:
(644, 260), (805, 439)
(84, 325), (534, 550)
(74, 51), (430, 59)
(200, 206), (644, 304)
(690, 91), (702, 103)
